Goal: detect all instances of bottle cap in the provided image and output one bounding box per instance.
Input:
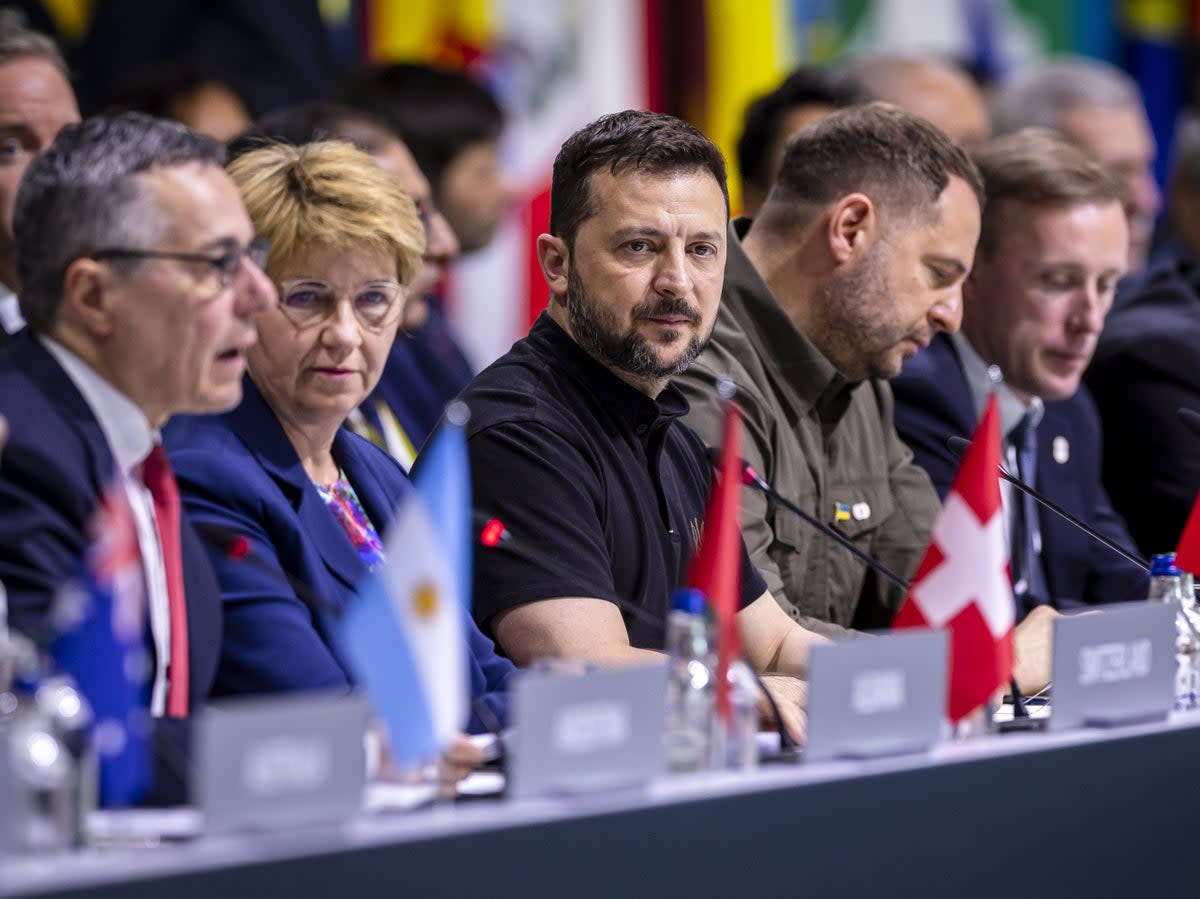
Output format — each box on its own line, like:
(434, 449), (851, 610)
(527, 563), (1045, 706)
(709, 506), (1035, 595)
(1150, 553), (1182, 577)
(672, 588), (707, 615)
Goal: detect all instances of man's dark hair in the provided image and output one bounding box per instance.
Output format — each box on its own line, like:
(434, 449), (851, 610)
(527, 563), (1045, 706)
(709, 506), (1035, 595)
(767, 101), (984, 229)
(16, 111), (224, 333)
(549, 110), (729, 250)
(340, 62), (502, 188)
(227, 102), (397, 162)
(102, 65), (253, 122)
(736, 67), (860, 195)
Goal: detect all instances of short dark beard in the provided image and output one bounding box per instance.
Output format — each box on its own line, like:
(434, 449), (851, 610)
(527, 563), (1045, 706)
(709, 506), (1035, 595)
(566, 265), (707, 381)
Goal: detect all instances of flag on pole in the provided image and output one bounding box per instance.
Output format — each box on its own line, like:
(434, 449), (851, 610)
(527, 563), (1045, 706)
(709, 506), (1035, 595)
(337, 488), (469, 766)
(411, 401), (473, 611)
(892, 395), (1015, 722)
(687, 398), (744, 723)
(1174, 489), (1200, 575)
(50, 485), (152, 807)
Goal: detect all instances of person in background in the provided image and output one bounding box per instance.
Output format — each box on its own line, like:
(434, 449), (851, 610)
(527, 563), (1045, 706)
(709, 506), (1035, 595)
(837, 52), (990, 150)
(1085, 108), (1200, 557)
(0, 111), (275, 802)
(449, 110), (830, 742)
(735, 66), (860, 218)
(893, 129), (1144, 646)
(991, 56), (1160, 273)
(0, 21), (79, 333)
(102, 65), (253, 143)
(341, 62), (512, 256)
(164, 141), (514, 759)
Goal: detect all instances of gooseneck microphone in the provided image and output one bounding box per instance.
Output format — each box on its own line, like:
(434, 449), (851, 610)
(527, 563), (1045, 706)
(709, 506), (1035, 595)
(707, 446), (1036, 723)
(946, 436), (1149, 572)
(478, 512), (798, 753)
(705, 447), (911, 592)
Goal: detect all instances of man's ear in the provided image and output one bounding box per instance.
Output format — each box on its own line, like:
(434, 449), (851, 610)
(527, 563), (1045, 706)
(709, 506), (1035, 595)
(826, 192), (876, 265)
(59, 257), (118, 338)
(536, 233), (570, 304)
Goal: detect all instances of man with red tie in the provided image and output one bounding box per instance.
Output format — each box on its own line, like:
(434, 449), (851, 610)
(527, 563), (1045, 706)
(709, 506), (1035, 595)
(0, 111), (274, 793)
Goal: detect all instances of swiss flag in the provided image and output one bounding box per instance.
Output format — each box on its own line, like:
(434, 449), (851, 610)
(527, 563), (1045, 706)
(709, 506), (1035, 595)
(893, 395), (1015, 722)
(687, 400), (743, 723)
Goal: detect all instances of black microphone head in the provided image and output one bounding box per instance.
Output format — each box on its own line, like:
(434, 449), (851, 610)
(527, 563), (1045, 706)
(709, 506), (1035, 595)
(946, 436), (971, 458)
(1178, 407), (1200, 437)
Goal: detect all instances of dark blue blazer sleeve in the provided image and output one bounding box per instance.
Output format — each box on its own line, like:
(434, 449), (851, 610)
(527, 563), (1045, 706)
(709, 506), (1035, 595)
(167, 424), (357, 697)
(462, 601), (517, 731)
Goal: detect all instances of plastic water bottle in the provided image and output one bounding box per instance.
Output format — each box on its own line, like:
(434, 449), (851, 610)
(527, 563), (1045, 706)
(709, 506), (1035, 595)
(1147, 553), (1200, 710)
(664, 588), (714, 772)
(709, 659), (759, 770)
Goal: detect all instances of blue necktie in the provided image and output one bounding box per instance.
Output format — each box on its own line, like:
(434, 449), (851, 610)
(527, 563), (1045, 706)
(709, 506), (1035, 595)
(1009, 414), (1048, 612)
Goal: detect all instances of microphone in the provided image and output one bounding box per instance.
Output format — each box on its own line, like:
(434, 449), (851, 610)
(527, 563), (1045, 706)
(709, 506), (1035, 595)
(191, 522), (340, 616)
(946, 436), (1149, 572)
(482, 513), (798, 753)
(706, 447), (1037, 726)
(474, 513), (512, 547)
(705, 447), (910, 592)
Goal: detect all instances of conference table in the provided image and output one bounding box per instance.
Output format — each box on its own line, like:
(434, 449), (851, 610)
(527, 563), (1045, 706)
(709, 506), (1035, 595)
(3, 711), (1198, 899)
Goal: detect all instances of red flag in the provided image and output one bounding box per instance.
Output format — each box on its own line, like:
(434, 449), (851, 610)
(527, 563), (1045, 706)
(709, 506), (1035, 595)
(893, 395), (1015, 722)
(1175, 490), (1200, 574)
(687, 401), (743, 723)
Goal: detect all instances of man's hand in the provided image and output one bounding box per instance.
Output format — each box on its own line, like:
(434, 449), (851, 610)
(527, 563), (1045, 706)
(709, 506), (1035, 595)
(1013, 605), (1059, 694)
(756, 674), (808, 745)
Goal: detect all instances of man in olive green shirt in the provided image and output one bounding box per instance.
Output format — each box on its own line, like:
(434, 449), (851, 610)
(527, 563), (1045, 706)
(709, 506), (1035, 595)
(677, 103), (983, 636)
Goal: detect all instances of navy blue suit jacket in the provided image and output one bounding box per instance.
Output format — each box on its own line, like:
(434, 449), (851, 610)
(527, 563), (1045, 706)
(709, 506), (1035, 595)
(892, 334), (1145, 613)
(0, 331), (222, 804)
(164, 379), (514, 731)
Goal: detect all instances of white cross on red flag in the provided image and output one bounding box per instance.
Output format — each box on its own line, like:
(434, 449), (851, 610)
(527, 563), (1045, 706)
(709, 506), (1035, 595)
(892, 395), (1015, 722)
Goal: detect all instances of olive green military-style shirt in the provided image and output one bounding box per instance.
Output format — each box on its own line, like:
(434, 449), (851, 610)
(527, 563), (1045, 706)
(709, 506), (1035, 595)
(676, 222), (940, 636)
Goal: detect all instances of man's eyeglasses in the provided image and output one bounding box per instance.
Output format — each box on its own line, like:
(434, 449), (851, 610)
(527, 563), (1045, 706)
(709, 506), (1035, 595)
(276, 278), (405, 331)
(91, 237), (270, 288)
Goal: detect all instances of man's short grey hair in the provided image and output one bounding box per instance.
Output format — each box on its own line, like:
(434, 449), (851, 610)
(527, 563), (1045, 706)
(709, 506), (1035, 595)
(991, 56), (1143, 137)
(0, 18), (68, 77)
(15, 111), (225, 333)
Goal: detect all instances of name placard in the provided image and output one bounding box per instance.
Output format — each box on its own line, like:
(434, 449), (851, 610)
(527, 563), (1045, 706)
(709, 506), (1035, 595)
(1050, 602), (1177, 731)
(508, 663), (667, 799)
(806, 630), (948, 762)
(197, 691), (368, 834)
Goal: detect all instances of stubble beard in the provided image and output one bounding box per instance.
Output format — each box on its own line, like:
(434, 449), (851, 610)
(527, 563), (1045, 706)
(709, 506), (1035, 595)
(565, 266), (708, 381)
(814, 245), (916, 382)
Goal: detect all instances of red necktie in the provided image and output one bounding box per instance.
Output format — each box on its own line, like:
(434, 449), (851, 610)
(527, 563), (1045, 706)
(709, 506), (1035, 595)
(141, 444), (190, 717)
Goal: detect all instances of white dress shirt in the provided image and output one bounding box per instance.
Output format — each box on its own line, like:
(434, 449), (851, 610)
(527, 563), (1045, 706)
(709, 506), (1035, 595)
(42, 336), (174, 716)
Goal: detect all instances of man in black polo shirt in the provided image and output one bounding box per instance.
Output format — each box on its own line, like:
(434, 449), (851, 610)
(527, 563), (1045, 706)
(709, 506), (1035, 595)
(455, 110), (826, 739)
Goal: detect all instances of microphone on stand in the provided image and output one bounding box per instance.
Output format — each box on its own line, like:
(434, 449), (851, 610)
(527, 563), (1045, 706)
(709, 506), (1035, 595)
(946, 436), (1148, 572)
(476, 512), (799, 754)
(706, 447), (1038, 726)
(703, 447), (910, 592)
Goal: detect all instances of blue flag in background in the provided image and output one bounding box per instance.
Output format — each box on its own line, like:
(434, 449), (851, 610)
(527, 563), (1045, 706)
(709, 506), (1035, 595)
(412, 401), (473, 611)
(50, 487), (151, 807)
